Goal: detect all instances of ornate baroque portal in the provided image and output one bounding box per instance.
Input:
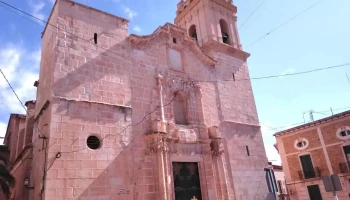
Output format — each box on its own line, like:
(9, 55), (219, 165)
(145, 73), (226, 200)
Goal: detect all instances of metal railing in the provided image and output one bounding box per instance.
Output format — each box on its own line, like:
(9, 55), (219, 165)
(298, 167), (322, 180)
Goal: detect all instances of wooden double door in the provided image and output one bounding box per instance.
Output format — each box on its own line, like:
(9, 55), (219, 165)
(172, 162), (202, 200)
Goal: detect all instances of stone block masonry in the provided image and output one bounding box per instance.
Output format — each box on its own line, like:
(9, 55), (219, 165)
(21, 0), (272, 199)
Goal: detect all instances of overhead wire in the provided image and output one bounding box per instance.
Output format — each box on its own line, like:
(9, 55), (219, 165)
(1, 0), (349, 153)
(1, 0), (348, 85)
(0, 3), (45, 29)
(245, 0), (326, 48)
(194, 62), (350, 83)
(0, 0), (145, 68)
(262, 105), (350, 132)
(238, 0), (267, 30)
(0, 69), (27, 113)
(60, 87), (183, 153)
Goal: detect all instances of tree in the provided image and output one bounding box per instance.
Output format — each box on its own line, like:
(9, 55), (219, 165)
(0, 155), (15, 199)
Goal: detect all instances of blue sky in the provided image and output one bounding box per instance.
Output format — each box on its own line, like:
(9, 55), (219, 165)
(0, 0), (349, 164)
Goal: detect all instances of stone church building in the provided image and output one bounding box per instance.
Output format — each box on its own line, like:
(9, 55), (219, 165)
(2, 0), (272, 199)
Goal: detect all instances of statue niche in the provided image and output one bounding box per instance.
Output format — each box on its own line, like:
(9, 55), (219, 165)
(173, 91), (189, 125)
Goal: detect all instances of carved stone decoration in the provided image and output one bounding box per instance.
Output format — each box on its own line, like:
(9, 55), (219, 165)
(211, 138), (224, 156)
(145, 133), (171, 155)
(201, 140), (212, 155)
(167, 75), (194, 97)
(208, 126), (221, 139)
(173, 127), (198, 143)
(151, 119), (167, 133)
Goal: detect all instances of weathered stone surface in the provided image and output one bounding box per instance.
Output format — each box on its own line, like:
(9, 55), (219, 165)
(1, 0), (270, 200)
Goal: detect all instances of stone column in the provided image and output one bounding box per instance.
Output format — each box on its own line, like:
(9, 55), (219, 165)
(156, 73), (165, 122)
(153, 135), (169, 200)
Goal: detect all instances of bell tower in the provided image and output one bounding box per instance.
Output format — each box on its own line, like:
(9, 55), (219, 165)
(175, 0), (242, 50)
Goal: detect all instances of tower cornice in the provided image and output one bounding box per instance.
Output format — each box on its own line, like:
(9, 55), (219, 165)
(201, 40), (250, 62)
(175, 0), (237, 24)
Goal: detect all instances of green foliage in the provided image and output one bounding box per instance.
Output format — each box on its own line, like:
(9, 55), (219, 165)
(0, 157), (15, 199)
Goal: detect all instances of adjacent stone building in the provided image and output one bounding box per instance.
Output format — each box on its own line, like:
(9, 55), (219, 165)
(2, 0), (271, 199)
(275, 110), (350, 200)
(0, 101), (36, 200)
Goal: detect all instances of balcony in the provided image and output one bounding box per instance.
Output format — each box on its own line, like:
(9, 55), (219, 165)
(339, 161), (350, 173)
(298, 167), (322, 180)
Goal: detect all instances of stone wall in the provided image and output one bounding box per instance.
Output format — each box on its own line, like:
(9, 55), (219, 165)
(286, 154), (302, 181)
(326, 144), (344, 174)
(9, 147), (33, 200)
(282, 129), (320, 154)
(30, 0), (270, 200)
(321, 119), (350, 145)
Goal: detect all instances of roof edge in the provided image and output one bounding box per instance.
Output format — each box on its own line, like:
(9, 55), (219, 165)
(42, 0), (129, 38)
(274, 110), (350, 137)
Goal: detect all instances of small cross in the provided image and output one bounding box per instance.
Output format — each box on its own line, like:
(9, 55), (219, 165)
(191, 196), (198, 200)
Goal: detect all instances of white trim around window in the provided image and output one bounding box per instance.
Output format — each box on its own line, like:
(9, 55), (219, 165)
(294, 138), (309, 150)
(336, 126), (350, 140)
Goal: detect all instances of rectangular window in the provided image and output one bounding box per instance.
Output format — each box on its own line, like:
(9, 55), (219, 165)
(300, 154), (316, 179)
(307, 185), (322, 200)
(343, 145), (350, 163)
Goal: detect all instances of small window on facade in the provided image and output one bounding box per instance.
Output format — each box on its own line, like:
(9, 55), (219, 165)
(336, 126), (350, 140)
(294, 138), (309, 150)
(173, 38), (177, 44)
(87, 136), (101, 150)
(94, 33), (97, 44)
(296, 141), (307, 148)
(340, 130), (350, 137)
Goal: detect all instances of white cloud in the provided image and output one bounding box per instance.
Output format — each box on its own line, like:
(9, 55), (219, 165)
(265, 144), (281, 165)
(279, 68), (296, 78)
(133, 25), (142, 33)
(260, 120), (281, 165)
(0, 47), (21, 88)
(124, 7), (137, 19)
(0, 122), (7, 144)
(29, 1), (45, 21)
(0, 44), (39, 114)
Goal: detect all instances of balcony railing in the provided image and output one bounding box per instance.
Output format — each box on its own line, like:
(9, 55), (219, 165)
(339, 161), (350, 173)
(298, 167), (322, 180)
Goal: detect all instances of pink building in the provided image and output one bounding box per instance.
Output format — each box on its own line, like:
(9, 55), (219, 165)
(3, 0), (272, 199)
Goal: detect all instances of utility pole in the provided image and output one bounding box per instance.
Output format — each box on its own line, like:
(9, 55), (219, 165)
(346, 74), (350, 85)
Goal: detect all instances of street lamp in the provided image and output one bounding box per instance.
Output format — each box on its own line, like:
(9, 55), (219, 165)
(24, 178), (34, 189)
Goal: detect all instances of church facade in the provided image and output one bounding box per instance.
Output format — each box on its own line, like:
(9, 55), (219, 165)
(3, 0), (271, 199)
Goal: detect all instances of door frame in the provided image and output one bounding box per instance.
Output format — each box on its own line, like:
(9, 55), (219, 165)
(169, 154), (206, 200)
(306, 184), (323, 200)
(298, 153), (316, 179)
